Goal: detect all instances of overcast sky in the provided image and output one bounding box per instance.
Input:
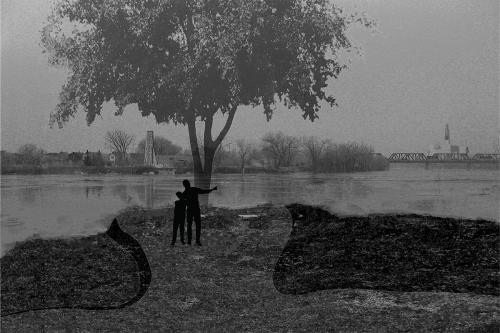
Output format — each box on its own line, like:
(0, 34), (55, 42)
(1, 0), (498, 155)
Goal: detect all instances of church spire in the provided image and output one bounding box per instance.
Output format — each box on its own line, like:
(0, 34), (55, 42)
(444, 124), (450, 144)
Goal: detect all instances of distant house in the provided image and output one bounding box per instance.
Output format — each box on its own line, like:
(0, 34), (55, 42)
(82, 151), (106, 167)
(153, 154), (191, 169)
(0, 151), (21, 166)
(105, 151), (141, 166)
(128, 153), (143, 166)
(107, 152), (117, 165)
(68, 152), (84, 165)
(42, 152), (70, 168)
(155, 155), (174, 168)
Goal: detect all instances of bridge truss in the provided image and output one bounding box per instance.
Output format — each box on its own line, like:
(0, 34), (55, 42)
(389, 152), (500, 162)
(388, 153), (427, 161)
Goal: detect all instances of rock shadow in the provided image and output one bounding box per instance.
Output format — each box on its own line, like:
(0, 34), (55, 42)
(273, 204), (499, 295)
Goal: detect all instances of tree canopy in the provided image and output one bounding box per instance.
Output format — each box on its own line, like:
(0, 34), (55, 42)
(42, 0), (371, 186)
(136, 136), (182, 155)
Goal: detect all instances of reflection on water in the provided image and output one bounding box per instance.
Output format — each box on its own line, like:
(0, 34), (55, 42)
(1, 164), (499, 255)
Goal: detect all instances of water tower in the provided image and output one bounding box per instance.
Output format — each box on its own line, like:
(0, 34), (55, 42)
(144, 131), (158, 167)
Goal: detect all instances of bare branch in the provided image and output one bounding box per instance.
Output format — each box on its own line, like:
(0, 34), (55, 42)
(105, 129), (135, 161)
(214, 107), (236, 147)
(262, 132), (299, 168)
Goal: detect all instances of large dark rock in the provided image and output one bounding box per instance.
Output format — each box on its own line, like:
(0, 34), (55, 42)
(1, 219), (151, 316)
(273, 204), (499, 295)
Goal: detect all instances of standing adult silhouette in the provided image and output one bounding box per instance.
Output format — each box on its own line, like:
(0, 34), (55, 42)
(182, 179), (217, 246)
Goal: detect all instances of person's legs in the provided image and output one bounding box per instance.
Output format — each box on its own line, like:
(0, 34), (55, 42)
(179, 216), (185, 244)
(186, 209), (193, 245)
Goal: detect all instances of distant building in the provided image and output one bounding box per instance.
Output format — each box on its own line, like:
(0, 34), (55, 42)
(128, 153), (143, 166)
(107, 152), (117, 165)
(156, 155), (176, 174)
(0, 151), (22, 166)
(155, 154), (190, 169)
(68, 152), (84, 165)
(83, 151), (106, 166)
(140, 131), (191, 172)
(427, 124), (464, 157)
(42, 152), (70, 168)
(1, 151), (18, 165)
(144, 131), (158, 167)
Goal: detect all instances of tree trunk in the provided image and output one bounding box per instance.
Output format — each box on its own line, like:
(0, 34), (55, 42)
(187, 114), (204, 176)
(311, 156), (317, 173)
(198, 145), (215, 207)
(240, 158), (245, 175)
(185, 108), (236, 208)
(186, 115), (209, 206)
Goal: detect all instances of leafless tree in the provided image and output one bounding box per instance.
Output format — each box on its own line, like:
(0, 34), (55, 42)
(302, 136), (329, 173)
(236, 139), (255, 175)
(262, 132), (300, 169)
(320, 141), (377, 172)
(105, 130), (135, 163)
(213, 142), (228, 169)
(18, 144), (45, 166)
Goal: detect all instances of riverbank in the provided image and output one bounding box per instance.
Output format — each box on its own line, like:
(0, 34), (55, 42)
(1, 205), (499, 332)
(0, 164), (390, 175)
(0, 165), (163, 175)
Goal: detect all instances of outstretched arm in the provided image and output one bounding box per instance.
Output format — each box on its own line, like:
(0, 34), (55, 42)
(196, 186), (217, 194)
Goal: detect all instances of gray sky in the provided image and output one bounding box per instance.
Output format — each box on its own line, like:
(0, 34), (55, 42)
(1, 0), (499, 155)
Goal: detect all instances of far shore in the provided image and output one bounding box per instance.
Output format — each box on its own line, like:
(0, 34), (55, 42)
(0, 165), (391, 176)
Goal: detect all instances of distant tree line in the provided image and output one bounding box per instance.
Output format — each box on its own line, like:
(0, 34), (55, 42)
(2, 130), (388, 174)
(17, 144), (45, 167)
(191, 131), (389, 174)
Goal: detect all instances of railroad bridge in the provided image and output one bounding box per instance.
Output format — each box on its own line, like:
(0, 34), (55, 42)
(388, 153), (500, 163)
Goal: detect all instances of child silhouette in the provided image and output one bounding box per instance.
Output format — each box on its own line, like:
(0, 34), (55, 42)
(171, 191), (186, 246)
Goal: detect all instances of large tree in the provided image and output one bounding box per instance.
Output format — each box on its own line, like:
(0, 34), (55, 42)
(42, 0), (368, 188)
(104, 129), (135, 162)
(262, 132), (299, 169)
(136, 136), (182, 155)
(302, 136), (328, 173)
(235, 139), (254, 174)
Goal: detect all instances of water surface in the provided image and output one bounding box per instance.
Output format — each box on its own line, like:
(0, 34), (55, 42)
(1, 164), (498, 255)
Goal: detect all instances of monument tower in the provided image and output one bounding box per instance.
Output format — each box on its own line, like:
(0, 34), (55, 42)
(144, 131), (158, 167)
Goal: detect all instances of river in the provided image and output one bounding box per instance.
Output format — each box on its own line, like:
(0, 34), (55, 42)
(1, 164), (499, 256)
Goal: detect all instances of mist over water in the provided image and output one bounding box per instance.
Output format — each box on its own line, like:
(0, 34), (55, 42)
(1, 164), (499, 256)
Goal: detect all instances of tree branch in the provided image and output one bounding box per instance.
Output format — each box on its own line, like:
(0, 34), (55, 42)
(214, 107), (236, 147)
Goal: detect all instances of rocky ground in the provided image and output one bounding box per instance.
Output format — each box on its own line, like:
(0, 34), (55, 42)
(1, 205), (499, 332)
(276, 204), (499, 295)
(1, 233), (139, 315)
